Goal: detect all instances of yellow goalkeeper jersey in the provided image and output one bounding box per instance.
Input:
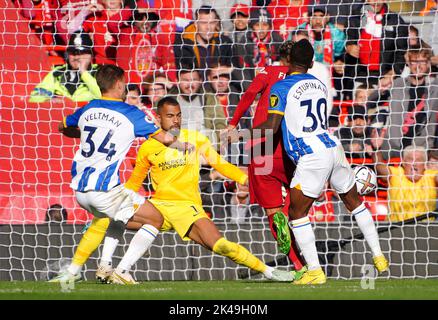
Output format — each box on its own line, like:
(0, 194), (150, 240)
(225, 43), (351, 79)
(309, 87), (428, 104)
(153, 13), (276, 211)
(125, 129), (247, 205)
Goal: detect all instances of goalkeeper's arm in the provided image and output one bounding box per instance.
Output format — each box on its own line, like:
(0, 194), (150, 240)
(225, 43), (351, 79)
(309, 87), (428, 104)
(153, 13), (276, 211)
(202, 141), (248, 186)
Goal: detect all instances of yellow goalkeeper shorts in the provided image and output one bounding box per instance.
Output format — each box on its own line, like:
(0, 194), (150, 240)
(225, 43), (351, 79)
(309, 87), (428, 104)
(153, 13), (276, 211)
(149, 199), (210, 241)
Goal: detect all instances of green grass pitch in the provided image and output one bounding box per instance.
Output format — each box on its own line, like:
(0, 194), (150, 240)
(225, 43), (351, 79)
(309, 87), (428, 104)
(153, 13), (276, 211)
(0, 279), (438, 300)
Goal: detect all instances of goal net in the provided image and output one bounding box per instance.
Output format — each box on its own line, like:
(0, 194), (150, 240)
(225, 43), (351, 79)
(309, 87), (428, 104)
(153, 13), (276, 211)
(0, 0), (437, 281)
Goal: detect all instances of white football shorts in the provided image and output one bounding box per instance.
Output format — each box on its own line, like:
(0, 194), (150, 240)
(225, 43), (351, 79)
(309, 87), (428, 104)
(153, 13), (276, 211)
(290, 145), (356, 198)
(75, 184), (145, 224)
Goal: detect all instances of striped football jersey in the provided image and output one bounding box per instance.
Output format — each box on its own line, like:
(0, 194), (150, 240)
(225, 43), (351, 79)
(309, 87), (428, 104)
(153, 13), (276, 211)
(268, 73), (340, 163)
(64, 98), (160, 192)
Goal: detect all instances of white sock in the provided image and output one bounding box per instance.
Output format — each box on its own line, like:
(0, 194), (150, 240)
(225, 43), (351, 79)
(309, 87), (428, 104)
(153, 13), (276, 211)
(290, 217), (321, 271)
(116, 224), (158, 272)
(100, 236), (119, 266)
(352, 203), (383, 257)
(263, 266), (275, 279)
(67, 263), (82, 276)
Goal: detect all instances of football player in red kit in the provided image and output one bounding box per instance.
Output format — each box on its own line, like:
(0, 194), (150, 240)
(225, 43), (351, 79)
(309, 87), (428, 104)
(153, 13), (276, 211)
(225, 41), (307, 279)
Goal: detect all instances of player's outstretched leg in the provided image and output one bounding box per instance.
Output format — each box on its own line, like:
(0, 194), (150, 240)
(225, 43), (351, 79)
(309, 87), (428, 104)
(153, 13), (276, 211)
(97, 220), (143, 283)
(188, 218), (294, 282)
(108, 200), (164, 285)
(288, 188), (326, 285)
(339, 186), (389, 274)
(48, 217), (110, 283)
(271, 210), (291, 255)
(95, 220), (126, 283)
(267, 208), (307, 280)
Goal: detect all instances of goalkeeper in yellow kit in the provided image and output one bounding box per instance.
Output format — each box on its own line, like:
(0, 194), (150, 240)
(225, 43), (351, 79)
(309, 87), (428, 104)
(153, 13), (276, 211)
(53, 96), (294, 284)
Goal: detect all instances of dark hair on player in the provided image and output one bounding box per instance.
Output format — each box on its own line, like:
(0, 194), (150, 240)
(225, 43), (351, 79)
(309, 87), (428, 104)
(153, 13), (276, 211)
(289, 39), (314, 70)
(279, 40), (294, 60)
(96, 64), (125, 94)
(126, 83), (141, 95)
(156, 96), (180, 113)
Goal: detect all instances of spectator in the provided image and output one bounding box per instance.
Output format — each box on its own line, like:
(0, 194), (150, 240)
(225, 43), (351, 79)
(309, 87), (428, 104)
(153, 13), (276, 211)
(199, 167), (263, 222)
(354, 83), (372, 106)
(408, 25), (421, 48)
(266, 0), (310, 40)
(402, 33), (438, 77)
(174, 6), (233, 73)
(344, 0), (409, 93)
(228, 3), (250, 44)
(117, 2), (177, 84)
(45, 204), (67, 222)
(294, 6), (345, 68)
(78, 0), (132, 64)
(229, 173), (251, 223)
(329, 82), (372, 127)
(151, 0), (192, 32)
(307, 0), (363, 31)
(233, 8), (283, 90)
(428, 150), (438, 171)
(199, 168), (230, 220)
(44, 0), (95, 44)
(168, 68), (226, 143)
(420, 0), (437, 16)
(295, 5), (346, 99)
(334, 104), (371, 159)
(204, 62), (239, 145)
(368, 139), (438, 222)
(29, 32), (100, 103)
(142, 72), (169, 109)
(125, 83), (142, 108)
(19, 0), (57, 46)
(366, 45), (438, 158)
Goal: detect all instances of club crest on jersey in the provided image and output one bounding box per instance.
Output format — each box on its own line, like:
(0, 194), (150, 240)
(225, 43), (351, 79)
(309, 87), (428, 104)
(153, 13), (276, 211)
(144, 114), (154, 124)
(270, 94), (279, 108)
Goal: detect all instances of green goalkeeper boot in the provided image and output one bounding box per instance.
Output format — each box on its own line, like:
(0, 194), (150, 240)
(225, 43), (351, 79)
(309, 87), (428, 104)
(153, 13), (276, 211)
(273, 211), (292, 255)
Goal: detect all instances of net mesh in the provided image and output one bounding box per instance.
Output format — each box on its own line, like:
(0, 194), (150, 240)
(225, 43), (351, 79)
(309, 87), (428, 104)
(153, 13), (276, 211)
(0, 0), (437, 280)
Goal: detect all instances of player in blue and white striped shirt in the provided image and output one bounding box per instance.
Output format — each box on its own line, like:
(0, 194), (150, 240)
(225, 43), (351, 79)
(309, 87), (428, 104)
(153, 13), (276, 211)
(51, 65), (192, 282)
(260, 40), (388, 284)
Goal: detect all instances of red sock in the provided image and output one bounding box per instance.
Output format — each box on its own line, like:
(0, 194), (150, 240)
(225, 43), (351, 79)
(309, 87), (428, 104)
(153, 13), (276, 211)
(268, 213), (305, 271)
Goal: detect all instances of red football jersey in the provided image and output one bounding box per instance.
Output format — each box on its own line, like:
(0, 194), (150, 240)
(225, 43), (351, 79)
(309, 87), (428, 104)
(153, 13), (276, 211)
(230, 65), (289, 128)
(230, 65), (289, 159)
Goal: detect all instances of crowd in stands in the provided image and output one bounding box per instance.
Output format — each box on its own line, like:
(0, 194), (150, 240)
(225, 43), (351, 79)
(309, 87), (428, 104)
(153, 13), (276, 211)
(15, 0), (438, 222)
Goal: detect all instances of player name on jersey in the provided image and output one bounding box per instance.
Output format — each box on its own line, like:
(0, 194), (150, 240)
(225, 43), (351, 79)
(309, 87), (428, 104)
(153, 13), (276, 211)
(292, 80), (328, 100)
(83, 112), (123, 127)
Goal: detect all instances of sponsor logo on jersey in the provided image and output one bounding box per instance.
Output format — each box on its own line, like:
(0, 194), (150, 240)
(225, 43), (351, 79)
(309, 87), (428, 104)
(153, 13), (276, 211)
(270, 94), (279, 108)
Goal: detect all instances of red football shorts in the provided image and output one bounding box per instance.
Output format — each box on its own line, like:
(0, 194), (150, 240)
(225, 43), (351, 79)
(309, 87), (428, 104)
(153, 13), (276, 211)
(248, 152), (295, 209)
